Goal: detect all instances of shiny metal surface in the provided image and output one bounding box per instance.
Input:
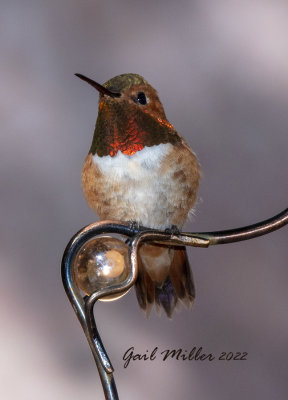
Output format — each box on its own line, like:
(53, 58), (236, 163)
(61, 221), (137, 400)
(193, 208), (288, 245)
(62, 208), (288, 400)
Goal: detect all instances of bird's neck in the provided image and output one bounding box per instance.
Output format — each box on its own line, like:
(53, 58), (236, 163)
(89, 101), (181, 157)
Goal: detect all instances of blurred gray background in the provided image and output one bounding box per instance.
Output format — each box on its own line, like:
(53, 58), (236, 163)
(1, 0), (287, 399)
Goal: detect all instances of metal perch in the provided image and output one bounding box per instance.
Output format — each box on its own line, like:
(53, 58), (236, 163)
(61, 208), (288, 400)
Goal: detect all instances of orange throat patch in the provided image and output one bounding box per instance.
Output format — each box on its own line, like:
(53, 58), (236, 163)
(90, 100), (181, 157)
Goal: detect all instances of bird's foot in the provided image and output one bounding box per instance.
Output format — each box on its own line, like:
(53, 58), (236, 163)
(125, 220), (140, 246)
(165, 225), (181, 236)
(128, 220), (140, 234)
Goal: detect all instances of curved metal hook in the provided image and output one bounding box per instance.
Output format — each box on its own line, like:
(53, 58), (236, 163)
(62, 208), (288, 400)
(61, 221), (138, 399)
(129, 208), (288, 265)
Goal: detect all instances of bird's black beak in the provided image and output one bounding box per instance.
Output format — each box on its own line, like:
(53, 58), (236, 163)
(75, 73), (121, 98)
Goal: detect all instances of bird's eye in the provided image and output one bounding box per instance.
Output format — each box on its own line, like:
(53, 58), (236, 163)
(137, 92), (147, 105)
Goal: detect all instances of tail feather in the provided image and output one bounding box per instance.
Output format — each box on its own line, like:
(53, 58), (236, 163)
(135, 244), (195, 318)
(155, 278), (177, 318)
(169, 247), (195, 307)
(135, 253), (155, 316)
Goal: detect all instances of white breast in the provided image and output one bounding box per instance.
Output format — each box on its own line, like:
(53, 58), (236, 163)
(93, 143), (172, 180)
(92, 143), (175, 229)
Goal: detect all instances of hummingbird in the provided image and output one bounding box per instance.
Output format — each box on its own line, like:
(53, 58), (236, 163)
(76, 73), (200, 318)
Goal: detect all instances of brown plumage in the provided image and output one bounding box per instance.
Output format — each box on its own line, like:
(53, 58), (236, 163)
(79, 73), (200, 317)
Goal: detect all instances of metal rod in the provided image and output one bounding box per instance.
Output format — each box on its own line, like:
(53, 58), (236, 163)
(62, 208), (288, 399)
(190, 208), (288, 245)
(61, 221), (137, 400)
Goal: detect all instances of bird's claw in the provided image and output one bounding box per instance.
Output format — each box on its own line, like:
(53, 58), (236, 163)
(165, 225), (181, 236)
(128, 220), (140, 234)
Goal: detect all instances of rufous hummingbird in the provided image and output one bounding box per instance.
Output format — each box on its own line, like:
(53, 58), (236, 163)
(76, 73), (200, 318)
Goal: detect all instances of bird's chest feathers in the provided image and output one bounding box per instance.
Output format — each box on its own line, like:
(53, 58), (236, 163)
(93, 143), (172, 187)
(90, 143), (185, 228)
